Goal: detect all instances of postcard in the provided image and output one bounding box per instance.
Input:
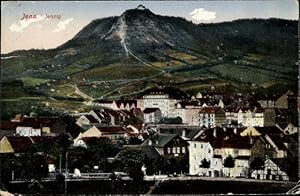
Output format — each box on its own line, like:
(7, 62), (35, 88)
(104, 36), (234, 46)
(0, 1), (299, 195)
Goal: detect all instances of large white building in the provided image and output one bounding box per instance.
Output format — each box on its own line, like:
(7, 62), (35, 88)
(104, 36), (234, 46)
(199, 107), (226, 128)
(225, 107), (264, 127)
(175, 101), (202, 125)
(137, 86), (190, 118)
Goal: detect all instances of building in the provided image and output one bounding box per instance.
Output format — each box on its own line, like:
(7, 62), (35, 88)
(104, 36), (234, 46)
(137, 86), (190, 118)
(142, 133), (189, 157)
(143, 108), (162, 123)
(76, 114), (100, 128)
(74, 126), (136, 143)
(0, 117), (66, 137)
(251, 158), (289, 181)
(199, 107), (225, 128)
(175, 101), (202, 125)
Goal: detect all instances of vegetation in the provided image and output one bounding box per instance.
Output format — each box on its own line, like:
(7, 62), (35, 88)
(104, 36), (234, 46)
(223, 155), (235, 177)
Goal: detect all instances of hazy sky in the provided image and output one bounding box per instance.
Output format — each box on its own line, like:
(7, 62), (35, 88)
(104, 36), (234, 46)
(1, 0), (298, 54)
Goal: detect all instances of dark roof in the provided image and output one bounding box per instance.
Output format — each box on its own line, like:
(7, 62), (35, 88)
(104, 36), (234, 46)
(199, 107), (223, 114)
(142, 133), (179, 148)
(81, 137), (112, 145)
(0, 130), (15, 140)
(140, 86), (190, 100)
(0, 121), (19, 131)
(235, 155), (250, 160)
(96, 126), (127, 134)
(143, 108), (160, 114)
(84, 115), (99, 123)
(254, 126), (283, 135)
(5, 136), (33, 153)
(160, 128), (201, 140)
(195, 127), (258, 149)
(176, 101), (201, 108)
(123, 145), (160, 159)
(93, 100), (113, 104)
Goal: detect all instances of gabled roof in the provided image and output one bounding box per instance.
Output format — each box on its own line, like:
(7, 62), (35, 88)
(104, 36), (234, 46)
(96, 126), (127, 135)
(143, 108), (160, 114)
(4, 136), (33, 153)
(115, 100), (137, 108)
(142, 133), (179, 148)
(84, 115), (99, 123)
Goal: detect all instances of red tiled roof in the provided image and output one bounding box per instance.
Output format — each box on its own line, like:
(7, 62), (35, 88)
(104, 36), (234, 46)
(199, 107), (222, 114)
(96, 126), (127, 134)
(6, 136), (34, 153)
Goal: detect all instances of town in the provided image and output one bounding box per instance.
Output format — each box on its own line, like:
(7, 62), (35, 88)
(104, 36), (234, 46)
(1, 85), (298, 193)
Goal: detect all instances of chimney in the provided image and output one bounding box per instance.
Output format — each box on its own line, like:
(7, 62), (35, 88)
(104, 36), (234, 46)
(234, 128), (237, 135)
(213, 128), (217, 138)
(250, 137), (253, 145)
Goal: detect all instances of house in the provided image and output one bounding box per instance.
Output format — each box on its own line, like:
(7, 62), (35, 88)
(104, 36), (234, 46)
(189, 127), (254, 177)
(0, 121), (19, 139)
(225, 107), (264, 127)
(20, 117), (66, 136)
(241, 127), (288, 159)
(76, 114), (100, 127)
(137, 86), (190, 118)
(1, 117), (66, 137)
(175, 101), (202, 125)
(199, 107), (225, 128)
(251, 158), (289, 181)
(143, 108), (162, 123)
(159, 127), (202, 141)
(92, 100), (137, 111)
(0, 136), (58, 154)
(0, 136), (33, 154)
(141, 133), (189, 157)
(74, 126), (135, 143)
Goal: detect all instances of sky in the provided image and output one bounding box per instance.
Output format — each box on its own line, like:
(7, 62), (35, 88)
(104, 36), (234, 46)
(1, 0), (298, 54)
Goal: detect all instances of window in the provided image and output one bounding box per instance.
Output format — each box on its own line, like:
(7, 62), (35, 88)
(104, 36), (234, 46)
(208, 149), (211, 154)
(182, 147), (185, 153)
(172, 147), (176, 154)
(201, 144), (203, 149)
(177, 147), (180, 153)
(167, 147), (171, 154)
(194, 143), (197, 148)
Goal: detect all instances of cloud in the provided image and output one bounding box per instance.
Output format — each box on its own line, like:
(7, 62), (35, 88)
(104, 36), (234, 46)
(53, 18), (74, 32)
(190, 8), (216, 23)
(9, 15), (44, 32)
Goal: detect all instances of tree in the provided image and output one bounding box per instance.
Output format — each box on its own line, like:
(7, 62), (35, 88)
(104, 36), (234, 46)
(250, 157), (265, 171)
(200, 158), (211, 176)
(117, 147), (145, 181)
(223, 155), (235, 177)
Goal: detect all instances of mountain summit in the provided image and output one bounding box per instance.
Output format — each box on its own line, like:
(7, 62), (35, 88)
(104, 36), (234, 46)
(1, 6), (297, 100)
